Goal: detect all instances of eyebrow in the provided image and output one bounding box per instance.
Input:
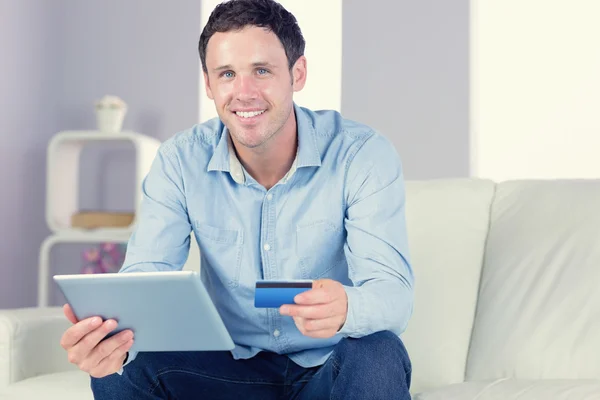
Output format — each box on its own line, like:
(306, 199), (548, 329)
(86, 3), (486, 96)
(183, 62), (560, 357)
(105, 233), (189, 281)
(212, 62), (277, 72)
(252, 62), (277, 69)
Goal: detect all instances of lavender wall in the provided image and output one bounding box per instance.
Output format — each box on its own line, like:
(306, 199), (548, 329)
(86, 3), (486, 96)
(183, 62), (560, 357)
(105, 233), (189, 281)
(342, 0), (470, 179)
(0, 1), (63, 308)
(0, 0), (201, 308)
(56, 1), (201, 140)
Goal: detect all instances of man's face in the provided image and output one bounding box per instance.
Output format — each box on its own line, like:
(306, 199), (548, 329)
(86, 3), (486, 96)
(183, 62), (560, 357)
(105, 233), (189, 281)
(203, 26), (306, 149)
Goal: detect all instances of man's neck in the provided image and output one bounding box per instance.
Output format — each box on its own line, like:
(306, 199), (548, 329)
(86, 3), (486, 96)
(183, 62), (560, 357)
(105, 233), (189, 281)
(232, 114), (298, 190)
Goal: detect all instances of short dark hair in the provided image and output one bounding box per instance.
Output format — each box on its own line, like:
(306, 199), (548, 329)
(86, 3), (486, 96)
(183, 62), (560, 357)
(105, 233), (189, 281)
(198, 0), (305, 73)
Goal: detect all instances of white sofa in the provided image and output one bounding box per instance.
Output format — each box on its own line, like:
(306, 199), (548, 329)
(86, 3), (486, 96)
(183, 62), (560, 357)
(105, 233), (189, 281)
(1, 178), (599, 399)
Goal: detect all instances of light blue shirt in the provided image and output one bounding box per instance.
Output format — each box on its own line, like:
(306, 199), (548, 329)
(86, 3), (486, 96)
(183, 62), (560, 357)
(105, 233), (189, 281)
(119, 104), (414, 371)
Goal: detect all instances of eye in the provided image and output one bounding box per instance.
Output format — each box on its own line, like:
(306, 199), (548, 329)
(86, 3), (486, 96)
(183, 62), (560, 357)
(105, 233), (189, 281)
(257, 68), (269, 75)
(221, 71), (234, 79)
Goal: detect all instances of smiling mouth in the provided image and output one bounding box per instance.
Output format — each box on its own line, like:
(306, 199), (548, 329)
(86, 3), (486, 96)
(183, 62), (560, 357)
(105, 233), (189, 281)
(234, 110), (266, 119)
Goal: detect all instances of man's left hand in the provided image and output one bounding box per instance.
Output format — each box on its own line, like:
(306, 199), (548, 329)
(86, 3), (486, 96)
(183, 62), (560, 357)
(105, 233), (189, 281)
(279, 279), (348, 339)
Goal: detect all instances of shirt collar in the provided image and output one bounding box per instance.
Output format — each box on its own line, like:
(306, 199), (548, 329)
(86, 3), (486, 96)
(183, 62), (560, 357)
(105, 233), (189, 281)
(207, 103), (321, 184)
(294, 103), (321, 168)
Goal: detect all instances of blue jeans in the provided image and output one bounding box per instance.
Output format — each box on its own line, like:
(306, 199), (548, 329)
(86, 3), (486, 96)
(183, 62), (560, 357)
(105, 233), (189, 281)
(91, 331), (412, 399)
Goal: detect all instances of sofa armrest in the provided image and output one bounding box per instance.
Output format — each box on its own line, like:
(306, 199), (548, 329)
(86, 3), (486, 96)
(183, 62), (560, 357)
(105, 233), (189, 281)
(0, 307), (78, 389)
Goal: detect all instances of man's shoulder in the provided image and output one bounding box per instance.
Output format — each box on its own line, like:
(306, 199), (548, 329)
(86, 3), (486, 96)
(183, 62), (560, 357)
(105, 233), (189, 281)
(299, 106), (391, 159)
(158, 118), (224, 159)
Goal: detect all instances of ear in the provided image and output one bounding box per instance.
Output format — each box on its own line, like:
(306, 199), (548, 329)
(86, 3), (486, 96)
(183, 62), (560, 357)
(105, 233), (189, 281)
(291, 56), (307, 92)
(203, 72), (214, 100)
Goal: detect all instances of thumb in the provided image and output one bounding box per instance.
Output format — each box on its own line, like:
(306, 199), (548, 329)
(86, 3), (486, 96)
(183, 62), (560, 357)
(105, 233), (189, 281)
(63, 303), (78, 325)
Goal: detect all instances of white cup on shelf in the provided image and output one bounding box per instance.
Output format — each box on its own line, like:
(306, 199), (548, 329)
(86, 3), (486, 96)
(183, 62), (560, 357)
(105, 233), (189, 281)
(95, 95), (127, 133)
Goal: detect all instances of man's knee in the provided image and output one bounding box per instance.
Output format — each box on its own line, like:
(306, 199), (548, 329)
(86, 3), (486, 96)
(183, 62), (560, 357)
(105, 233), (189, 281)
(335, 331), (411, 374)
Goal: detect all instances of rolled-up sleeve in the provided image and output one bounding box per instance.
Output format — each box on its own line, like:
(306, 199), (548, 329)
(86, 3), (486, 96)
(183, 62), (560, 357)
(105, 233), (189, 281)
(338, 133), (414, 338)
(120, 144), (192, 274)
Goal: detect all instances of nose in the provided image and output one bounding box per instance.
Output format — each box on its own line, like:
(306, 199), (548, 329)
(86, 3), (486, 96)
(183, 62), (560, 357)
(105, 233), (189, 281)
(234, 75), (258, 102)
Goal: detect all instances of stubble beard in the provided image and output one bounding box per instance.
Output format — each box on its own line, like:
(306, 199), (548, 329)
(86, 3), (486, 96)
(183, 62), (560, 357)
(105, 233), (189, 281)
(230, 105), (292, 151)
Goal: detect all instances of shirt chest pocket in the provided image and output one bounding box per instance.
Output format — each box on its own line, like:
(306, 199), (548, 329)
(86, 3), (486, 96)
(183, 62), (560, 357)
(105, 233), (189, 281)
(296, 219), (346, 279)
(194, 222), (244, 288)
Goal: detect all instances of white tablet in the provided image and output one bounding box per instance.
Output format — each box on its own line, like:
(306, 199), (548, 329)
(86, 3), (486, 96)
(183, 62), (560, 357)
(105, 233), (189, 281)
(53, 271), (235, 353)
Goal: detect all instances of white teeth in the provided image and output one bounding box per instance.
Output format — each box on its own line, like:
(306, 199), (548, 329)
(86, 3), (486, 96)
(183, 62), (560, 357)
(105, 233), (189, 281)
(236, 110), (265, 118)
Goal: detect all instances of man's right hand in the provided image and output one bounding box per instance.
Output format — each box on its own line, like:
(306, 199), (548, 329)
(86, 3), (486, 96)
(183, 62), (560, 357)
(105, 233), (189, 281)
(60, 303), (134, 378)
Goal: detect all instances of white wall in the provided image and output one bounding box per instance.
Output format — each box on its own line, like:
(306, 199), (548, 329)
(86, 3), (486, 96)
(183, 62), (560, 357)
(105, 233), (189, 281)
(471, 0), (600, 180)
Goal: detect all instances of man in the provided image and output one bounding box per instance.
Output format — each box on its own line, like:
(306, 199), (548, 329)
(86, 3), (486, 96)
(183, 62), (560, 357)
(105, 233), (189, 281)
(59, 0), (414, 398)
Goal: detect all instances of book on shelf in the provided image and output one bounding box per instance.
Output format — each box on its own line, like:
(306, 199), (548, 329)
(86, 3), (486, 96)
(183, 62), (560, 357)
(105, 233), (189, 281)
(71, 211), (135, 229)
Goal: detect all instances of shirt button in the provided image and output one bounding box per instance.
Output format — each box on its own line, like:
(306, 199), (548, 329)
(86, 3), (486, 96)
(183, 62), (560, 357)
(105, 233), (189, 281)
(273, 329), (280, 337)
(263, 243), (271, 251)
(266, 193), (273, 200)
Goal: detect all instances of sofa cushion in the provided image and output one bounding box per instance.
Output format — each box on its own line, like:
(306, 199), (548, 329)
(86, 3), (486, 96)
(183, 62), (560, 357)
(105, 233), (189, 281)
(467, 180), (600, 381)
(0, 370), (92, 400)
(414, 379), (600, 399)
(402, 178), (496, 394)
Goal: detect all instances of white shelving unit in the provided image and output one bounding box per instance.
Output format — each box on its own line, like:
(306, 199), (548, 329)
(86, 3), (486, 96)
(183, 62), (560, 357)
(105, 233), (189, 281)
(38, 130), (161, 307)
(46, 130), (160, 232)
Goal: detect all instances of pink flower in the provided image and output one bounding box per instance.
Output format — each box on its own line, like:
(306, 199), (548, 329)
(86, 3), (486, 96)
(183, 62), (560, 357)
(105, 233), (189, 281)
(83, 248), (100, 262)
(102, 243), (116, 252)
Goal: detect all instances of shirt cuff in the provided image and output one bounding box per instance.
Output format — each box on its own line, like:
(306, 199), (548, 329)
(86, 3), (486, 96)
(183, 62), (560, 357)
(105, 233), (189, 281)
(337, 286), (363, 337)
(116, 350), (138, 375)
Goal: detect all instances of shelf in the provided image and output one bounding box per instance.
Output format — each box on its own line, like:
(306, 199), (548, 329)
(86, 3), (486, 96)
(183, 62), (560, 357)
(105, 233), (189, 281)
(41, 228), (133, 243)
(39, 130), (167, 307)
(45, 130), (160, 233)
(37, 230), (133, 307)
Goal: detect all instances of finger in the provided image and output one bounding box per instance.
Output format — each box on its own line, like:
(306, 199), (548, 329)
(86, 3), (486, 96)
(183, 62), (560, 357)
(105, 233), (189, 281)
(281, 304), (337, 319)
(67, 319), (118, 363)
(294, 287), (332, 305)
(312, 279), (329, 289)
(302, 317), (343, 332)
(292, 317), (337, 339)
(89, 339), (134, 378)
(303, 329), (337, 339)
(63, 304), (78, 325)
(81, 329), (134, 372)
(61, 316), (103, 350)
(292, 316), (307, 333)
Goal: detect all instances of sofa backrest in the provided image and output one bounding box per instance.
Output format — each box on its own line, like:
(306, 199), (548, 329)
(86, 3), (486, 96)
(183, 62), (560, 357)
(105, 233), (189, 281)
(401, 178), (496, 394)
(466, 180), (600, 381)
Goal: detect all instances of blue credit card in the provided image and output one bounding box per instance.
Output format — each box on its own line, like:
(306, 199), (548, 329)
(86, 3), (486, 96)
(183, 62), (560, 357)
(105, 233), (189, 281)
(254, 280), (313, 308)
